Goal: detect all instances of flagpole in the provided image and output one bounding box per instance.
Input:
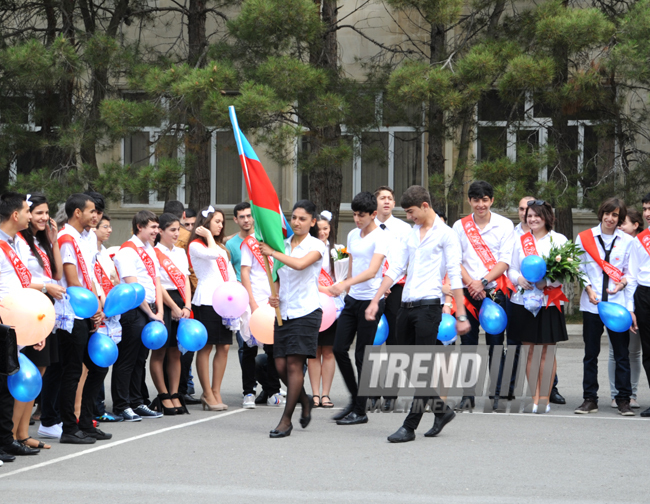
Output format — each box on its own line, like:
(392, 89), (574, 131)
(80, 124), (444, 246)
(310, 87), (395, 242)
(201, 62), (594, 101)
(262, 256), (283, 326)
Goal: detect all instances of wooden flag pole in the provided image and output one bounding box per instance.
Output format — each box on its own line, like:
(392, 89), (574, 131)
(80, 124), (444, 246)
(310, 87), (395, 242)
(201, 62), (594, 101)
(263, 255), (283, 326)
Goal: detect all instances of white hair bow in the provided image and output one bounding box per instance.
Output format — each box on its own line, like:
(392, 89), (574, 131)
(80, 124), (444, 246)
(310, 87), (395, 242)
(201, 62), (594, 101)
(26, 194), (33, 207)
(320, 210), (332, 221)
(202, 205), (215, 218)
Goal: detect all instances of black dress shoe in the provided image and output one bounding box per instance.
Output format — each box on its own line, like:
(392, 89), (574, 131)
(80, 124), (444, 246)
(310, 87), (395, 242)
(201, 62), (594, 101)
(455, 396), (475, 411)
(2, 440), (40, 455)
(60, 430), (96, 445)
(387, 426), (415, 443)
(336, 412), (368, 425)
(300, 396), (314, 429)
(0, 449), (16, 462)
(640, 407), (650, 418)
(550, 388), (566, 405)
(255, 391), (269, 405)
(183, 393), (201, 405)
(331, 403), (354, 421)
(269, 424), (293, 438)
(82, 428), (112, 441)
(424, 408), (456, 437)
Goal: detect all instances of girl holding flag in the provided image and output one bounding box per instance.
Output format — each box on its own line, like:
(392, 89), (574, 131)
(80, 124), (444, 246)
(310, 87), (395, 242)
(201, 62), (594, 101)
(150, 213), (192, 415)
(189, 206), (236, 412)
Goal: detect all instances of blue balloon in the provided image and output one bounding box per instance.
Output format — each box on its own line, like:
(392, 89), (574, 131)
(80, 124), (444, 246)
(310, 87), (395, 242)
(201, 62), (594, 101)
(598, 301), (632, 333)
(131, 283), (146, 309)
(8, 354), (42, 402)
(67, 286), (99, 319)
(479, 298), (508, 334)
(88, 332), (119, 367)
(373, 314), (389, 345)
(104, 284), (137, 318)
(437, 313), (457, 344)
(521, 255), (547, 283)
(177, 318), (208, 352)
(142, 321), (168, 350)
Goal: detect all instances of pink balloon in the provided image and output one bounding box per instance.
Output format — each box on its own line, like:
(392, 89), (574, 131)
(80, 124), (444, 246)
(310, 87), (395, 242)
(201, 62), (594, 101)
(212, 282), (249, 319)
(319, 292), (336, 331)
(250, 304), (276, 344)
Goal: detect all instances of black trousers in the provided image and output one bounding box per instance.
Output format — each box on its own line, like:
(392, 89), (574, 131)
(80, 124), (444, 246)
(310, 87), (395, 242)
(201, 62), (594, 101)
(333, 296), (384, 416)
(397, 303), (447, 431)
(635, 285), (650, 388)
(241, 341), (259, 396)
(59, 319), (108, 434)
(382, 283), (403, 401)
(582, 311), (631, 401)
(0, 374), (14, 445)
(40, 360), (62, 428)
(255, 345), (282, 395)
(111, 308), (149, 412)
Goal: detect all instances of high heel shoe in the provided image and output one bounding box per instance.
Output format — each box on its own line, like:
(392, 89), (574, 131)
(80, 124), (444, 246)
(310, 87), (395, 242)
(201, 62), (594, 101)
(171, 393), (189, 415)
(300, 395), (314, 429)
(151, 393), (176, 415)
(200, 393), (221, 411)
(269, 424), (293, 438)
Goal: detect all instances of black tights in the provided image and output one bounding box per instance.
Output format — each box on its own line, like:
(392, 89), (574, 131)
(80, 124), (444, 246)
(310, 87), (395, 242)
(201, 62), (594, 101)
(274, 354), (309, 430)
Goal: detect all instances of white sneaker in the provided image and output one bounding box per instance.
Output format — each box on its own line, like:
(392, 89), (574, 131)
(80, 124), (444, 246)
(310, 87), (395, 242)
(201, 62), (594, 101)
(38, 422), (63, 439)
(279, 389), (287, 397)
(267, 393), (284, 406)
(242, 394), (256, 409)
(611, 399), (617, 408)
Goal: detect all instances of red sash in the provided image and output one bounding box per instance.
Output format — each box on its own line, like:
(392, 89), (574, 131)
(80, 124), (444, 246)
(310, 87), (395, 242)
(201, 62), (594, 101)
(578, 229), (623, 283)
(17, 233), (52, 279)
(461, 214), (515, 299)
(520, 232), (568, 310)
(637, 229), (650, 257)
(58, 233), (93, 289)
(188, 239), (229, 282)
(120, 241), (157, 283)
(94, 261), (114, 296)
(382, 260), (406, 285)
(241, 235), (273, 271)
(0, 240), (32, 288)
(319, 268), (334, 287)
(154, 248), (188, 303)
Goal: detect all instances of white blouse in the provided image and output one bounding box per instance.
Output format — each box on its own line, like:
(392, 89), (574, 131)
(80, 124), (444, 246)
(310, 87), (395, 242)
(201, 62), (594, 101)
(321, 240), (331, 275)
(17, 235), (53, 285)
(155, 243), (190, 291)
(189, 240), (236, 306)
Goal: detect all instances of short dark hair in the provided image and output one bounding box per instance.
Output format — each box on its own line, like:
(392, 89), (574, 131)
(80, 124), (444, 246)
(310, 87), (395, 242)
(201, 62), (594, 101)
(626, 208), (644, 234)
(435, 207), (447, 223)
(525, 201), (555, 232)
(233, 201), (251, 217)
(374, 186), (394, 198)
(163, 200), (185, 219)
(351, 191), (378, 214)
(597, 197), (627, 227)
(642, 193), (650, 205)
(84, 191), (105, 213)
(99, 214), (111, 224)
(0, 192), (27, 222)
(185, 208), (197, 219)
(400, 185), (431, 209)
(293, 199), (317, 218)
(65, 193), (94, 219)
(468, 180), (494, 200)
(132, 210), (159, 235)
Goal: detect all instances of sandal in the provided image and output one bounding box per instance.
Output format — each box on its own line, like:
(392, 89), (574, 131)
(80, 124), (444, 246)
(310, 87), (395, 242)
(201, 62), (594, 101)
(321, 395), (334, 408)
(312, 395), (321, 408)
(20, 437), (50, 449)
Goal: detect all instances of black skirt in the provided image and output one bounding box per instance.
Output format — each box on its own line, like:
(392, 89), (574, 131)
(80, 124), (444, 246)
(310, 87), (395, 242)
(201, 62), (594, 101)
(163, 290), (185, 348)
(508, 302), (568, 344)
(21, 331), (59, 368)
(318, 319), (337, 347)
(274, 309), (322, 359)
(192, 304), (233, 346)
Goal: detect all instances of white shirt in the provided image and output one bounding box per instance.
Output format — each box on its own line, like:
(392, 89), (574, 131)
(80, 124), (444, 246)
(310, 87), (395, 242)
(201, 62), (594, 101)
(375, 215), (412, 283)
(386, 216), (463, 302)
(241, 241), (271, 305)
(514, 223), (527, 237)
(113, 235), (160, 304)
(453, 212), (515, 289)
(16, 235), (52, 285)
(347, 227), (388, 301)
(277, 234), (325, 320)
(576, 225), (633, 314)
(627, 233), (650, 310)
(96, 244), (117, 288)
(189, 240), (236, 306)
(58, 224), (96, 290)
(0, 229), (27, 301)
(155, 243), (190, 291)
(508, 230), (567, 306)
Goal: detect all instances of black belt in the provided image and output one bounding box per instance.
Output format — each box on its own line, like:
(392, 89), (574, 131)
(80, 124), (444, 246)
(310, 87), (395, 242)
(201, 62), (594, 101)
(401, 298), (441, 309)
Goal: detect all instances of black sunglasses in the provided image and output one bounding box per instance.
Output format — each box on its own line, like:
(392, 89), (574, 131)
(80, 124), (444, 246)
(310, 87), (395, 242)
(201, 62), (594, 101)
(527, 200), (545, 207)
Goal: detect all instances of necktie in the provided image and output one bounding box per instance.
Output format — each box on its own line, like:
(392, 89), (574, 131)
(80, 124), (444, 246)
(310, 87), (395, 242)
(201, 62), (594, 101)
(597, 235), (617, 302)
(380, 224), (386, 230)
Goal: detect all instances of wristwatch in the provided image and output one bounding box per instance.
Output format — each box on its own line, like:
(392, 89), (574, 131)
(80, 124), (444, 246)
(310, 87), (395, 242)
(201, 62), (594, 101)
(41, 285), (48, 294)
(481, 278), (489, 288)
(444, 302), (453, 309)
(457, 315), (468, 322)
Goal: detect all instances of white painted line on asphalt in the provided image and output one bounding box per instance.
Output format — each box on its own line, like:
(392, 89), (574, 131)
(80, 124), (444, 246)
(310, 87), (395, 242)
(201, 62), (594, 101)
(0, 408), (247, 480)
(453, 411), (650, 421)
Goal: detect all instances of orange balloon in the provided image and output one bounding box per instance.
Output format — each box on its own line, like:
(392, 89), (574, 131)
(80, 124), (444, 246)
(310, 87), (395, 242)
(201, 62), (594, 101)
(249, 304), (276, 344)
(0, 289), (56, 346)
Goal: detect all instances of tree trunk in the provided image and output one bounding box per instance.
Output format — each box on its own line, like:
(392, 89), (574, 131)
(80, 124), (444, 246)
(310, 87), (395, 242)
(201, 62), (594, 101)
(448, 107), (473, 223)
(427, 23), (446, 208)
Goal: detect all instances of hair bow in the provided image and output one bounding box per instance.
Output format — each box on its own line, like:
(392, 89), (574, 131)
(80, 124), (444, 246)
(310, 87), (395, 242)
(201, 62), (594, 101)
(202, 205), (215, 218)
(26, 194), (33, 207)
(320, 210), (332, 221)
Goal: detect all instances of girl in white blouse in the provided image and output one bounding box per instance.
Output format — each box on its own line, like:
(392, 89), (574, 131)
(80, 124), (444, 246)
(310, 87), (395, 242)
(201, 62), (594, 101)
(508, 200), (569, 412)
(260, 200), (326, 438)
(188, 206), (236, 411)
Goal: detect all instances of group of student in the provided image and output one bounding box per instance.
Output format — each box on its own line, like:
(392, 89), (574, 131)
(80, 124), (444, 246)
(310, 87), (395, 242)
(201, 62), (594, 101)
(0, 179), (649, 461)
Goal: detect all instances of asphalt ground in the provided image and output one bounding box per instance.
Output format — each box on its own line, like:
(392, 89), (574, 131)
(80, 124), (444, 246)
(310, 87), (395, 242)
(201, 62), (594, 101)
(1, 327), (649, 503)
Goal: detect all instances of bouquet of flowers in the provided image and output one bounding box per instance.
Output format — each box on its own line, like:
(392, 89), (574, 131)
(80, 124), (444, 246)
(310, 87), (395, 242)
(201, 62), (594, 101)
(544, 239), (586, 288)
(331, 244), (349, 283)
(331, 244), (349, 261)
